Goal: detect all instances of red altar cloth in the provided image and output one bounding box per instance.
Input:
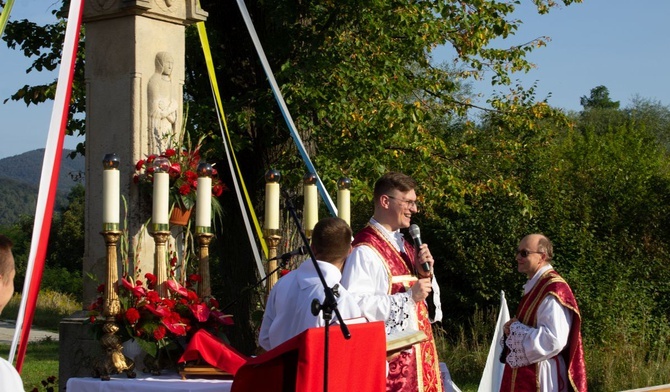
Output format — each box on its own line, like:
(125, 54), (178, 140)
(232, 321), (387, 392)
(179, 329), (249, 375)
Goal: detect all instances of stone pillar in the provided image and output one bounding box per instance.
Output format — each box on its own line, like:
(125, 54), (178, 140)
(81, 0), (207, 306)
(61, 1), (206, 389)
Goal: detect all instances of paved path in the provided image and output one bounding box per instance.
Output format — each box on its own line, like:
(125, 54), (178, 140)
(0, 320), (59, 345)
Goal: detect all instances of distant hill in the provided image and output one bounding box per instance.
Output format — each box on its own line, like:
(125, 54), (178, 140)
(0, 149), (85, 226)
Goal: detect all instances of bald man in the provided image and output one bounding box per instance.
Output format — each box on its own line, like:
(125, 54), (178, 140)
(500, 234), (587, 392)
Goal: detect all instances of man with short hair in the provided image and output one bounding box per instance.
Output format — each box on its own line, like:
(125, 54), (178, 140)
(259, 217), (363, 351)
(341, 172), (443, 392)
(0, 234), (24, 391)
(500, 233), (587, 392)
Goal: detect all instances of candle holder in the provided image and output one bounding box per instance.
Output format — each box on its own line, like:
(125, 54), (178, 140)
(264, 229), (282, 294)
(94, 230), (136, 380)
(150, 230), (171, 298)
(196, 231), (215, 298)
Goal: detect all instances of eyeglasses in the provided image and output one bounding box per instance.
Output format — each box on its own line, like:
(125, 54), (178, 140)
(516, 249), (544, 258)
(386, 195), (420, 209)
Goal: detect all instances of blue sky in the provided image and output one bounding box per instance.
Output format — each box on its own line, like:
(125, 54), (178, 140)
(2, 0), (669, 159)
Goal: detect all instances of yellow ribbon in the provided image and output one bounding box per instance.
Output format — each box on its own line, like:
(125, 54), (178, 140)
(0, 0), (16, 38)
(197, 22), (269, 262)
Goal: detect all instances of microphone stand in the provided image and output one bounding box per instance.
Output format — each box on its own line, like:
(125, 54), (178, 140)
(283, 191), (350, 392)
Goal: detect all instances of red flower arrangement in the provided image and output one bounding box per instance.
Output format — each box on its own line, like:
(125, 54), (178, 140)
(88, 272), (233, 363)
(133, 135), (227, 217)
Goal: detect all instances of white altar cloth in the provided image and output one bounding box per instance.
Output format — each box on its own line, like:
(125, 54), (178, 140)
(66, 373), (233, 392)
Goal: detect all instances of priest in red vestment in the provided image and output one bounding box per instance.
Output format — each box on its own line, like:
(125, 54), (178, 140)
(341, 172), (444, 392)
(500, 234), (587, 392)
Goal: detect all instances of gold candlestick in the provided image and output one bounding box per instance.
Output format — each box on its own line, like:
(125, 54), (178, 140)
(196, 231), (214, 298)
(151, 231), (170, 298)
(94, 230), (135, 380)
(264, 230), (282, 295)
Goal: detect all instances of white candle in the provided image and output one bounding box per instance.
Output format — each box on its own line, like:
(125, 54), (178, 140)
(265, 182), (280, 230)
(153, 171), (169, 226)
(337, 188), (350, 226)
(196, 176), (212, 227)
(303, 182), (318, 232)
(102, 168), (120, 224)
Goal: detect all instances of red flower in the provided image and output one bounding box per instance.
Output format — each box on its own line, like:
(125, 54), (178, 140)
(280, 269), (290, 277)
(212, 184), (224, 197)
(162, 312), (187, 336)
(184, 170), (198, 183)
(164, 148), (177, 158)
(121, 277), (146, 298)
(188, 274), (202, 283)
(179, 183), (192, 196)
(189, 303), (210, 322)
(125, 307), (140, 325)
(97, 283), (105, 293)
(210, 310), (234, 326)
(166, 280), (189, 297)
(145, 273), (157, 288)
(135, 159), (146, 171)
(153, 325), (166, 341)
(146, 290), (160, 303)
(146, 303), (171, 318)
(208, 298), (220, 309)
(187, 290), (199, 301)
(169, 162), (182, 178)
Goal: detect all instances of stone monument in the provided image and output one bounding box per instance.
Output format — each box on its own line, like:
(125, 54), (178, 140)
(59, 1), (207, 388)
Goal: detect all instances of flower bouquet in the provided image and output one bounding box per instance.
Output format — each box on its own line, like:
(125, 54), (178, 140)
(133, 134), (227, 225)
(88, 272), (233, 374)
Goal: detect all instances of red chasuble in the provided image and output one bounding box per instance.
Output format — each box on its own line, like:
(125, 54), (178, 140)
(353, 225), (443, 392)
(500, 270), (588, 392)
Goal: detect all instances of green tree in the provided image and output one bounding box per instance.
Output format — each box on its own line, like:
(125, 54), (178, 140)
(2, 0), (584, 352)
(580, 85), (620, 110)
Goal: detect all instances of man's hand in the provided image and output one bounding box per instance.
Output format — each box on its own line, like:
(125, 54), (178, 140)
(410, 277), (432, 303)
(503, 317), (519, 336)
(415, 244), (434, 276)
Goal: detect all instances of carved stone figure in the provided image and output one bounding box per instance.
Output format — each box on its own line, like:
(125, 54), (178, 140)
(148, 51), (179, 153)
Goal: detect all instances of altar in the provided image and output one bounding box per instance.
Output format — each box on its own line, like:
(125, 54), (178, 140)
(66, 373), (233, 392)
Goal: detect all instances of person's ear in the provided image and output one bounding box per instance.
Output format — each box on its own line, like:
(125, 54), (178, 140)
(380, 194), (391, 209)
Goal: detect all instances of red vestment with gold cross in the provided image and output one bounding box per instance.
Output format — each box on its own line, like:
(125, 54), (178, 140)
(353, 224), (443, 392)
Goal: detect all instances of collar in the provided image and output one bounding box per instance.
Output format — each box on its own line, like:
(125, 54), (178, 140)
(524, 264), (554, 294)
(369, 217), (406, 252)
(296, 259), (342, 290)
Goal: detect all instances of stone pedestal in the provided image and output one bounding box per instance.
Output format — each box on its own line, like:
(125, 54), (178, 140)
(58, 314), (104, 391)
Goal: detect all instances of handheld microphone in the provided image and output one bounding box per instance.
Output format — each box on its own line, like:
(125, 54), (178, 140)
(409, 224), (430, 273)
(269, 245), (308, 261)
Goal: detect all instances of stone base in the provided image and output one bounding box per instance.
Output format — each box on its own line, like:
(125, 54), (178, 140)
(58, 313), (104, 391)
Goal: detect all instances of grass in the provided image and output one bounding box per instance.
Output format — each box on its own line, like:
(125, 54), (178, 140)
(0, 339), (59, 391)
(1, 290), (80, 391)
